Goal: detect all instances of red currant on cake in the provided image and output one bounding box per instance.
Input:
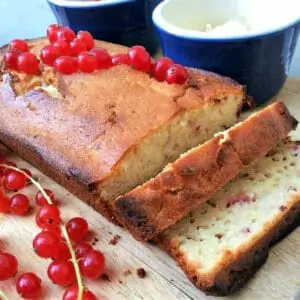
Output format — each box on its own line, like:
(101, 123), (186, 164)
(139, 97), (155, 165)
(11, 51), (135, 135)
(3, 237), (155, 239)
(47, 24), (62, 43)
(63, 285), (97, 300)
(47, 260), (76, 286)
(78, 51), (98, 73)
(53, 39), (71, 56)
(16, 272), (42, 299)
(90, 48), (112, 69)
(128, 45), (152, 72)
(53, 56), (79, 74)
(112, 53), (130, 66)
(3, 51), (19, 70)
(56, 27), (76, 43)
(9, 39), (29, 53)
(77, 31), (95, 50)
(165, 64), (188, 85)
(17, 52), (40, 75)
(0, 252), (18, 280)
(40, 45), (60, 66)
(152, 57), (174, 82)
(9, 194), (30, 215)
(70, 38), (87, 56)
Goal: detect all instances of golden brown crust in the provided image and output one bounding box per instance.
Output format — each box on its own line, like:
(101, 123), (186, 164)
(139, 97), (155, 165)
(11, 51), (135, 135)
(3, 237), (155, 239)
(159, 196), (300, 296)
(113, 101), (298, 241)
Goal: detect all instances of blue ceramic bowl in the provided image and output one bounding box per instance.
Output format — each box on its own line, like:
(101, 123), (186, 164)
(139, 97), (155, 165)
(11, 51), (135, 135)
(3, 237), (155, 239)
(47, 0), (161, 55)
(153, 0), (300, 105)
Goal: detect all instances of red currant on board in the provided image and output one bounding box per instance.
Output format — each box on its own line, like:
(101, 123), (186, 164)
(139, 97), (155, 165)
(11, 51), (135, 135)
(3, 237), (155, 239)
(21, 168), (32, 179)
(0, 252), (18, 281)
(9, 39), (29, 53)
(90, 48), (112, 69)
(53, 56), (79, 75)
(47, 260), (76, 287)
(78, 52), (97, 73)
(40, 45), (60, 66)
(9, 194), (30, 215)
(3, 51), (19, 70)
(47, 24), (62, 43)
(77, 31), (94, 50)
(75, 242), (93, 258)
(63, 285), (97, 300)
(66, 217), (89, 242)
(36, 203), (61, 229)
(128, 46), (152, 73)
(70, 38), (87, 56)
(16, 272), (42, 299)
(43, 226), (61, 238)
(1, 161), (17, 175)
(165, 64), (188, 85)
(53, 39), (71, 56)
(51, 240), (71, 261)
(112, 53), (130, 66)
(17, 52), (40, 75)
(33, 231), (60, 258)
(35, 189), (55, 206)
(4, 170), (27, 190)
(0, 191), (10, 213)
(57, 27), (76, 43)
(152, 57), (174, 82)
(79, 250), (105, 280)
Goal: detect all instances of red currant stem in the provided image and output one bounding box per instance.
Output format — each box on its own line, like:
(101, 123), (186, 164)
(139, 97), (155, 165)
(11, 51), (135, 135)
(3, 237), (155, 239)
(0, 287), (10, 300)
(0, 164), (84, 300)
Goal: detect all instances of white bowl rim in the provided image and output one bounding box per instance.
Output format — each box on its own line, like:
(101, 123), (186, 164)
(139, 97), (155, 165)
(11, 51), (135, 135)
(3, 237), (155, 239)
(152, 0), (300, 40)
(47, 0), (135, 8)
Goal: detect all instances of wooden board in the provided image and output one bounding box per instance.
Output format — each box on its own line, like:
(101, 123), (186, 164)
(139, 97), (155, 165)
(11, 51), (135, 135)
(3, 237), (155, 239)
(1, 78), (300, 300)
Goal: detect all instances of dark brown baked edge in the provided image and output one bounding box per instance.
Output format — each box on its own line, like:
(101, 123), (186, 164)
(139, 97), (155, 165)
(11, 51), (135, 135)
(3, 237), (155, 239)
(0, 130), (120, 225)
(160, 200), (300, 296)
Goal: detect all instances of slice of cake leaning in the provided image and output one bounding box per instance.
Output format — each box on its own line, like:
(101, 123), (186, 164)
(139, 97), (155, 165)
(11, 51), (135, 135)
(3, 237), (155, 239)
(114, 101), (297, 240)
(0, 38), (244, 223)
(160, 137), (300, 295)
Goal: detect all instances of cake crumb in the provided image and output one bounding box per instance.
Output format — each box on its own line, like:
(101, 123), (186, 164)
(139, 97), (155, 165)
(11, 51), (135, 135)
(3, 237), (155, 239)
(137, 268), (146, 278)
(118, 280), (123, 284)
(109, 234), (121, 245)
(102, 273), (111, 282)
(123, 269), (132, 277)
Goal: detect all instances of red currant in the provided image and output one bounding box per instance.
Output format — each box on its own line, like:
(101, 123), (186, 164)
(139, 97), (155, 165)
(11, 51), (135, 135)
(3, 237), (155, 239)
(152, 57), (173, 82)
(79, 250), (105, 280)
(66, 217), (89, 243)
(63, 286), (97, 300)
(0, 191), (10, 213)
(36, 204), (61, 229)
(112, 53), (130, 66)
(9, 39), (29, 53)
(33, 231), (60, 258)
(47, 24), (62, 43)
(17, 52), (40, 75)
(53, 56), (78, 75)
(0, 252), (18, 280)
(3, 51), (19, 70)
(9, 194), (30, 215)
(4, 170), (27, 190)
(53, 39), (71, 56)
(48, 260), (76, 287)
(75, 242), (93, 258)
(77, 52), (97, 73)
(40, 45), (60, 66)
(77, 31), (94, 50)
(16, 272), (42, 299)
(90, 48), (112, 69)
(51, 240), (71, 261)
(1, 161), (17, 175)
(70, 38), (87, 56)
(128, 46), (151, 72)
(43, 226), (61, 238)
(57, 27), (76, 43)
(165, 64), (188, 85)
(35, 189), (55, 206)
(21, 168), (32, 178)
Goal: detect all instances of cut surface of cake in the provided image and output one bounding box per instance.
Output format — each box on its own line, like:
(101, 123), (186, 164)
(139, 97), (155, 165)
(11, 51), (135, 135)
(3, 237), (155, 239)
(0, 38), (244, 222)
(114, 101), (297, 240)
(160, 138), (300, 295)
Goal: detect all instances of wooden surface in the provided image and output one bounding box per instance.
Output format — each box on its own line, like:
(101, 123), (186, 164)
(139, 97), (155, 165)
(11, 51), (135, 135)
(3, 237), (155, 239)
(1, 78), (300, 300)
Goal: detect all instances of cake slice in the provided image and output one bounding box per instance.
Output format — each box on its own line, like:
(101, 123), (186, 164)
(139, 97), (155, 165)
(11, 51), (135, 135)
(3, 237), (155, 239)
(113, 101), (297, 240)
(0, 38), (244, 223)
(160, 138), (300, 295)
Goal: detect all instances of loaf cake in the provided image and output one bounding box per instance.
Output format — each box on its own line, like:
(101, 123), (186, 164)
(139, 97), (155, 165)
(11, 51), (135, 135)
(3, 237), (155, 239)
(160, 138), (300, 295)
(0, 38), (244, 222)
(113, 101), (297, 240)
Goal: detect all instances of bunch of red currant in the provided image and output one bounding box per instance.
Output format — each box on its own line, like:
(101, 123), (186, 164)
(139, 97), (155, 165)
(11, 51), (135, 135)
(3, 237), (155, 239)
(3, 24), (188, 84)
(0, 152), (103, 299)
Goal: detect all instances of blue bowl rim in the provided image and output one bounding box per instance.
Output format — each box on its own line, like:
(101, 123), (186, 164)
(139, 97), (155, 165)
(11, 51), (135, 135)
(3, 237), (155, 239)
(152, 0), (300, 41)
(47, 0), (135, 8)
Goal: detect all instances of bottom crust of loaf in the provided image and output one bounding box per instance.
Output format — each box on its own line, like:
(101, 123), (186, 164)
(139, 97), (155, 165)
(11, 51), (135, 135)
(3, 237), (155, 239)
(0, 131), (120, 225)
